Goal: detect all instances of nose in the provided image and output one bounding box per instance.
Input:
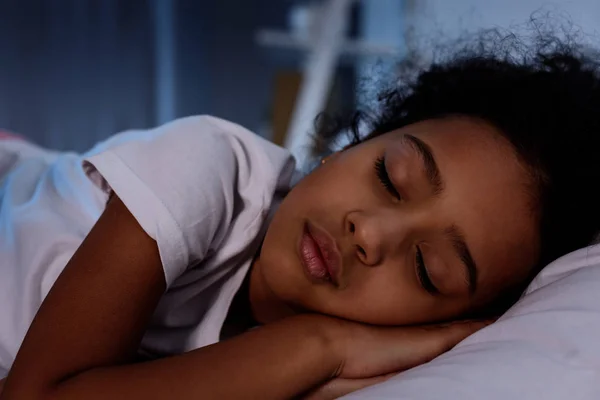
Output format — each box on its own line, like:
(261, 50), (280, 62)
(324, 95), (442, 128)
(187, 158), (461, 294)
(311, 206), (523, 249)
(345, 209), (405, 266)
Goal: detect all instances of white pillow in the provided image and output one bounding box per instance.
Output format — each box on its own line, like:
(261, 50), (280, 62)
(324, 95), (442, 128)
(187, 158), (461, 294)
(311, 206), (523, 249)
(344, 244), (600, 399)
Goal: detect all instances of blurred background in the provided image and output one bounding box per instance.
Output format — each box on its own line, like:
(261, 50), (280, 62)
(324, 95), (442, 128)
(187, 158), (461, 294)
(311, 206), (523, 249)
(0, 0), (598, 166)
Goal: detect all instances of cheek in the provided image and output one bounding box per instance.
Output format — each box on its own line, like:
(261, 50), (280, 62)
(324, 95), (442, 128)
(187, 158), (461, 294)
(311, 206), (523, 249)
(306, 269), (428, 325)
(318, 263), (477, 325)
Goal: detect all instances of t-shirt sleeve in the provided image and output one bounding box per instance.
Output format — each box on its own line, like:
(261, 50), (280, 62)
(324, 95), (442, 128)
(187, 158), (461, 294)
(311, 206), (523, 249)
(82, 116), (237, 288)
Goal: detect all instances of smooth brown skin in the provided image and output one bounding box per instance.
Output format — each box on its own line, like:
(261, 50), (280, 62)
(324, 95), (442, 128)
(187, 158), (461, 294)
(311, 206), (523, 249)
(1, 117), (538, 399)
(251, 117), (540, 325)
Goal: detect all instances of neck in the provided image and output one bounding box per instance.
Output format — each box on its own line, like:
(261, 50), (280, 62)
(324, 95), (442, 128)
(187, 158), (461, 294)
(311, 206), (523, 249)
(248, 258), (297, 324)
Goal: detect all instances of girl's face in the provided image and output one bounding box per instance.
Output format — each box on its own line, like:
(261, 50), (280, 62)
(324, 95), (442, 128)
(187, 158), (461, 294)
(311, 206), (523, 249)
(251, 117), (540, 325)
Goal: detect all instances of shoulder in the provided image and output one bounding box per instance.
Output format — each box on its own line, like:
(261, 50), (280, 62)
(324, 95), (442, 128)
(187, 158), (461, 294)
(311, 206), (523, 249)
(82, 116), (296, 286)
(166, 115), (297, 191)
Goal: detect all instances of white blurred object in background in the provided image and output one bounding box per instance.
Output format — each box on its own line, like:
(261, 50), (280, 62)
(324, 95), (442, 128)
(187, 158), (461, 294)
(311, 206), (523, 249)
(257, 0), (403, 167)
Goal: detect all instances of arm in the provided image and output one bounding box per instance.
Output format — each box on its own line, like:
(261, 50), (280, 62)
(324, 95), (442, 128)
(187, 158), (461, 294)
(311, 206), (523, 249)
(0, 196), (339, 400)
(1, 195), (488, 400)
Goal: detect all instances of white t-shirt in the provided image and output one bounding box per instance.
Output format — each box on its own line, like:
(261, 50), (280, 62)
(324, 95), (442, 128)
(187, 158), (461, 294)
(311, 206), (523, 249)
(0, 116), (296, 376)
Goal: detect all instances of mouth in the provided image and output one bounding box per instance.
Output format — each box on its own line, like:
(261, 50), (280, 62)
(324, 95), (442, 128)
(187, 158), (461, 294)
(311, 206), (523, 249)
(299, 221), (342, 287)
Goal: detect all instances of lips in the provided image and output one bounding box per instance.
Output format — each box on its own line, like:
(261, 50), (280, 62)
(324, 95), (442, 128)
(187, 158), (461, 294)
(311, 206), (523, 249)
(299, 221), (342, 286)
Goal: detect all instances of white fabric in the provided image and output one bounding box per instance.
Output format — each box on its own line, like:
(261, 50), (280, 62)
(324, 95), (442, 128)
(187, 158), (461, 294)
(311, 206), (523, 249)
(0, 139), (105, 379)
(0, 116), (296, 376)
(345, 244), (600, 400)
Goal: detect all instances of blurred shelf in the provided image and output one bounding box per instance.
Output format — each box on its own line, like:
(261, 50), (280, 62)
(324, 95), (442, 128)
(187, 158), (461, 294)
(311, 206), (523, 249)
(256, 29), (400, 58)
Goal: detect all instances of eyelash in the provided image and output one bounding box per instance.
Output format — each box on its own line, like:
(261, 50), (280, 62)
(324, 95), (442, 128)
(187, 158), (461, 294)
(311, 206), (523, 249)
(374, 156), (402, 200)
(416, 246), (439, 295)
(374, 157), (437, 295)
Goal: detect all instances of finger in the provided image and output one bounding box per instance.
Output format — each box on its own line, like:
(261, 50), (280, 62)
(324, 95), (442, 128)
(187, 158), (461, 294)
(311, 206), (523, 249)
(434, 317), (496, 329)
(359, 319), (491, 377)
(433, 319), (493, 350)
(302, 374), (396, 400)
(406, 319), (492, 361)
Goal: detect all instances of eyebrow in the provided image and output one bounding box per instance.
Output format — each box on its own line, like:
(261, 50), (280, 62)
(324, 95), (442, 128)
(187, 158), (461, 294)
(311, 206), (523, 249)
(400, 134), (477, 293)
(402, 134), (444, 195)
(444, 225), (478, 294)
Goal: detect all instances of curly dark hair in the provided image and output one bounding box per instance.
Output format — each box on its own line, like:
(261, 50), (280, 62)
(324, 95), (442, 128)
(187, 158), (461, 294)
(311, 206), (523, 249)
(313, 26), (600, 307)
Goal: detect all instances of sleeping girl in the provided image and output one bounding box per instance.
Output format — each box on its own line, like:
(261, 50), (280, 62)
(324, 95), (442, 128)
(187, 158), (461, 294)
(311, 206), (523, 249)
(1, 31), (600, 399)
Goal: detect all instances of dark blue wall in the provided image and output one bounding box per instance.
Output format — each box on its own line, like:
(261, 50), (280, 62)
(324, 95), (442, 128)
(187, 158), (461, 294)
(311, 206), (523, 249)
(0, 0), (289, 151)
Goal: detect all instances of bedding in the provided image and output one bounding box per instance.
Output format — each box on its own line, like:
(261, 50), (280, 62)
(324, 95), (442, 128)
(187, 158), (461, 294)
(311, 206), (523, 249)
(344, 243), (600, 399)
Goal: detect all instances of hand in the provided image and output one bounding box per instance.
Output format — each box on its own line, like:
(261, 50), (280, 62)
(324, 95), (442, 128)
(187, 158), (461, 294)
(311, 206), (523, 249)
(320, 317), (492, 380)
(300, 373), (397, 400)
(299, 317), (491, 399)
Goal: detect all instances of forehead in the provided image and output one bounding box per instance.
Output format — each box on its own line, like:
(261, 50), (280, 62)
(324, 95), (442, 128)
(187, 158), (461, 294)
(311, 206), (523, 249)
(394, 117), (540, 295)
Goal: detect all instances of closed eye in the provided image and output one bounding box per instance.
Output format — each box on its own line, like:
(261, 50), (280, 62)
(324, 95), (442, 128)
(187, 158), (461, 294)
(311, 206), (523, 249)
(416, 246), (439, 295)
(374, 156), (401, 200)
